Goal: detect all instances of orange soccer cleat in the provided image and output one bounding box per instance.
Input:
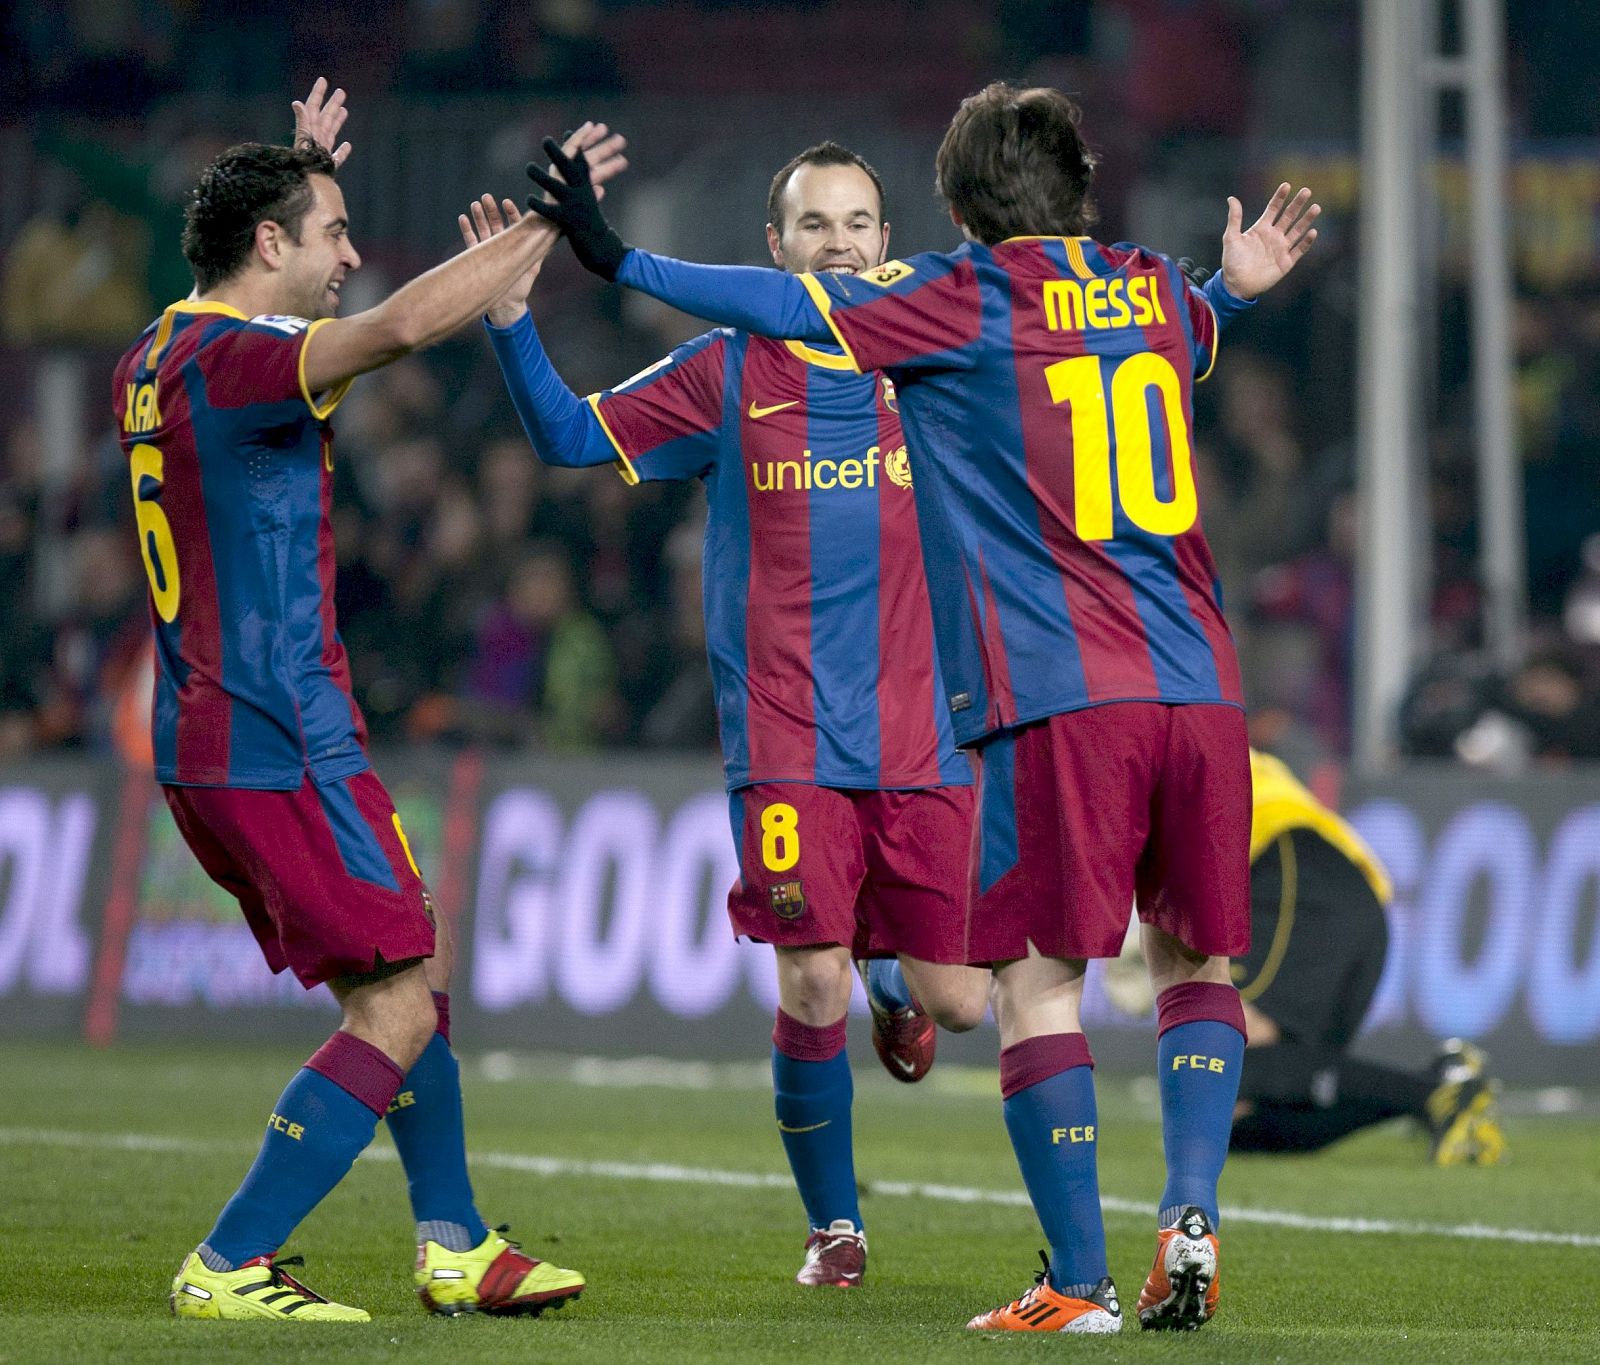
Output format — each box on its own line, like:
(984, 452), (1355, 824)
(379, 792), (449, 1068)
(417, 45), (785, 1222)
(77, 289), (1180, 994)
(1137, 1206), (1220, 1330)
(966, 1255), (1122, 1334)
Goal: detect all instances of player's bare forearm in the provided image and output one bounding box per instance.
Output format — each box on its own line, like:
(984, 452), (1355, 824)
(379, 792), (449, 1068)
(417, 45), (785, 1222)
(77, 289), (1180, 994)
(305, 124), (627, 391)
(302, 214), (559, 391)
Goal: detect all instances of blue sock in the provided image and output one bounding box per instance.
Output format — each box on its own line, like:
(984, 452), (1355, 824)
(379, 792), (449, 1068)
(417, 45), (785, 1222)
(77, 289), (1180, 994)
(1155, 984), (1247, 1227)
(865, 958), (913, 1013)
(386, 1024), (489, 1251)
(771, 1010), (861, 1232)
(203, 1032), (402, 1267)
(1000, 1033), (1107, 1296)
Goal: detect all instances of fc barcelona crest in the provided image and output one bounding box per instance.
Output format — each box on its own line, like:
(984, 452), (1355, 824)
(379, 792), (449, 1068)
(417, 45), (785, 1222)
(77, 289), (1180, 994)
(769, 880), (806, 920)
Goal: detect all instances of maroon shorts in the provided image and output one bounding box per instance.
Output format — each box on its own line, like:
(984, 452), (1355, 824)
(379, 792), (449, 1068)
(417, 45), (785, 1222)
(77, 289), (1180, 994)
(727, 783), (974, 962)
(968, 703), (1251, 964)
(162, 769), (437, 988)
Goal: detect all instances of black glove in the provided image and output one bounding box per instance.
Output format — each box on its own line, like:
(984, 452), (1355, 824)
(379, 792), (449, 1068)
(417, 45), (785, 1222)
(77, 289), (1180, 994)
(526, 137), (629, 281)
(1176, 256), (1211, 289)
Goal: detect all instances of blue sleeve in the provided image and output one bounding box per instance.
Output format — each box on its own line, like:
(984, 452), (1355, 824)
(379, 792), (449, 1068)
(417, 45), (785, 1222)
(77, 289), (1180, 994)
(485, 311), (619, 468)
(616, 250), (835, 343)
(1201, 270), (1255, 332)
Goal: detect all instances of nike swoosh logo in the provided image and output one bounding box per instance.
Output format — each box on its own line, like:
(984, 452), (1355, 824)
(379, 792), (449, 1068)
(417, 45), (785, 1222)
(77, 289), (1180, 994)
(890, 1054), (920, 1076)
(777, 1119), (832, 1134)
(748, 400), (799, 420)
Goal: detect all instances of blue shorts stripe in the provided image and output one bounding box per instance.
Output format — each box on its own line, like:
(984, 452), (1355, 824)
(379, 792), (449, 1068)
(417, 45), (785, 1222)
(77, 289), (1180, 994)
(317, 779), (400, 891)
(978, 733), (1019, 894)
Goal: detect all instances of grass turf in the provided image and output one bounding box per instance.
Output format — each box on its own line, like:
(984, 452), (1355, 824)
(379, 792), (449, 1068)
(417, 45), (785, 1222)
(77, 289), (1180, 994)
(1, 1040), (1597, 1363)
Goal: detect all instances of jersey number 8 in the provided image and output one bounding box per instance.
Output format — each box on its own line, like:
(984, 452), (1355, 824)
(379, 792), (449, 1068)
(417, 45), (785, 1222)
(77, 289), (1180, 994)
(1045, 352), (1198, 542)
(760, 802), (800, 873)
(130, 442), (181, 622)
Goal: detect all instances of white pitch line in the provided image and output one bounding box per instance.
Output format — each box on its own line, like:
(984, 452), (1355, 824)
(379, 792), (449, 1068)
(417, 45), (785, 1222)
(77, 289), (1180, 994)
(3, 1126), (1597, 1250)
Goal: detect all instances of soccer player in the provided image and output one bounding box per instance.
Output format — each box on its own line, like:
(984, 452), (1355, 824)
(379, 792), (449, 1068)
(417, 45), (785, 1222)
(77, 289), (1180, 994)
(1230, 749), (1506, 1164)
(460, 142), (990, 1288)
(112, 81), (626, 1321)
(525, 83), (1319, 1331)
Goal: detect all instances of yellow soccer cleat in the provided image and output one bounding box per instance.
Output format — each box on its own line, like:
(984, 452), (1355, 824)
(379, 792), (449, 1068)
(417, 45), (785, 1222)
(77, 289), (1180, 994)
(415, 1224), (585, 1316)
(169, 1250), (370, 1322)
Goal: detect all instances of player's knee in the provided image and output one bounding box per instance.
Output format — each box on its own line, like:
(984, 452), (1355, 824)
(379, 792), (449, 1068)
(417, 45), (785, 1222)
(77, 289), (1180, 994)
(921, 988), (987, 1033)
(388, 1003), (438, 1070)
(777, 947), (853, 1025)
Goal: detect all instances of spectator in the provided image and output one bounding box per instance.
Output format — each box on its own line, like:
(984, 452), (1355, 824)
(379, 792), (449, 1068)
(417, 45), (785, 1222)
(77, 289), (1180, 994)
(461, 543), (621, 749)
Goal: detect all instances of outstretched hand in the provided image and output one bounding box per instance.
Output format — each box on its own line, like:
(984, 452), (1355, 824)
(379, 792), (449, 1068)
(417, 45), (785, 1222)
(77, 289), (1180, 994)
(1219, 183), (1320, 300)
(292, 76), (352, 167)
(459, 195), (538, 326)
(525, 137), (630, 281)
(460, 123), (628, 324)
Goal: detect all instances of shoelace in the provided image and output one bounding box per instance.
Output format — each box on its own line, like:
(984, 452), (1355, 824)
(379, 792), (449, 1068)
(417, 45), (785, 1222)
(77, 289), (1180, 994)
(266, 1255), (327, 1304)
(806, 1230), (858, 1260)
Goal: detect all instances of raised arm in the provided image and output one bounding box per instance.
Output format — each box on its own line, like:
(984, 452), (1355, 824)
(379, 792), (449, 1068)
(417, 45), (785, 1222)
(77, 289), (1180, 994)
(524, 138), (833, 343)
(617, 252), (833, 343)
(458, 195), (617, 468)
(301, 124), (628, 394)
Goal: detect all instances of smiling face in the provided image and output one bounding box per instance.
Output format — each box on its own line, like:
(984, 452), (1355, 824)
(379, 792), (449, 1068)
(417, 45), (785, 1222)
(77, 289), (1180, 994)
(766, 162), (888, 277)
(268, 173), (361, 320)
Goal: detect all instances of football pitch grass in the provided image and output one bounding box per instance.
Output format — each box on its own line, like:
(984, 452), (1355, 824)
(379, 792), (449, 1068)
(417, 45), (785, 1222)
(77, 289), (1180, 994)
(3, 1041), (1597, 1363)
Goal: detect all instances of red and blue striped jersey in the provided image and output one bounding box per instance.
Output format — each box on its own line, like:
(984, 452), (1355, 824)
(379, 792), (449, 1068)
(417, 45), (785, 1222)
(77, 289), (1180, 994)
(111, 300), (364, 788)
(798, 237), (1243, 747)
(590, 331), (970, 791)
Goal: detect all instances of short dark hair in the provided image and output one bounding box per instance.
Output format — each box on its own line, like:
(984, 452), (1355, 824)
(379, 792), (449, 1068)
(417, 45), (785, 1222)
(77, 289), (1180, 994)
(934, 83), (1098, 245)
(181, 140), (337, 291)
(766, 142), (887, 233)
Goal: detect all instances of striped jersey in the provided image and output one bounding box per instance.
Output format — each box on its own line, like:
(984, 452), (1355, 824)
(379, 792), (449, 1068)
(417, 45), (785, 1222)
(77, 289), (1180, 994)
(590, 330), (971, 791)
(111, 300), (362, 788)
(799, 237), (1244, 747)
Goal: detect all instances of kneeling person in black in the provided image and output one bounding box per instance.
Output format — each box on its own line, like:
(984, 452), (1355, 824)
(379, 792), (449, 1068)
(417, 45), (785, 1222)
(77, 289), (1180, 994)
(1229, 751), (1504, 1165)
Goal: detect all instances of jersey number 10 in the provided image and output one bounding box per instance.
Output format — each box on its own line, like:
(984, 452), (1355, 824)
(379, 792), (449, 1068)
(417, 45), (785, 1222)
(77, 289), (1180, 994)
(130, 442), (181, 622)
(1045, 352), (1198, 542)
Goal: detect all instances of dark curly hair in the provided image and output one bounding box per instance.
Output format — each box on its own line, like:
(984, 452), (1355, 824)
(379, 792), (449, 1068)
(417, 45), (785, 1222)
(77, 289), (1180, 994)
(935, 84), (1098, 245)
(766, 141), (887, 234)
(181, 140), (337, 291)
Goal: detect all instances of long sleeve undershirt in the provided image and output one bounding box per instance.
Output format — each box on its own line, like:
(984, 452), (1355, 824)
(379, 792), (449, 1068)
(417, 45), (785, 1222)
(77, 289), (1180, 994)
(484, 310), (618, 468)
(614, 248), (1255, 345)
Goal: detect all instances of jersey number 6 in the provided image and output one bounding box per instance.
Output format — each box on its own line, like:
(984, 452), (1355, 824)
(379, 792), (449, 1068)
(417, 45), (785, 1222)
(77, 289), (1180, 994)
(1045, 352), (1198, 542)
(130, 442), (181, 622)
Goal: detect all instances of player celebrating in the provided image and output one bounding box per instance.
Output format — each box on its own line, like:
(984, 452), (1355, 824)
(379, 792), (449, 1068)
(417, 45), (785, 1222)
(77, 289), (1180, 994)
(461, 142), (990, 1288)
(112, 82), (626, 1321)
(525, 83), (1318, 1331)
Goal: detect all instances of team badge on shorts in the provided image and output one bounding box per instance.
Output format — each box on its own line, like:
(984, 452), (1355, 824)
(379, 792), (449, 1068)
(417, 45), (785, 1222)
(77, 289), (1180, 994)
(769, 881), (806, 920)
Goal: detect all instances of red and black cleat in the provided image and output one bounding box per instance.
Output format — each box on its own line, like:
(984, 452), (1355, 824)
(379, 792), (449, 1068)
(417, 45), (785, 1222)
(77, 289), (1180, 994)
(795, 1220), (866, 1287)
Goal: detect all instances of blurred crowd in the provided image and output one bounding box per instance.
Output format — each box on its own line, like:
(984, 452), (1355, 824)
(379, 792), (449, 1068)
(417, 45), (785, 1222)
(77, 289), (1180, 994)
(3, 0), (1599, 769)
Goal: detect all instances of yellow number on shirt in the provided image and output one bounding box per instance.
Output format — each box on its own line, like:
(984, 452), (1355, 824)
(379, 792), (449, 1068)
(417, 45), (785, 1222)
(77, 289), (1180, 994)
(130, 442), (181, 622)
(1044, 352), (1198, 542)
(761, 802), (800, 873)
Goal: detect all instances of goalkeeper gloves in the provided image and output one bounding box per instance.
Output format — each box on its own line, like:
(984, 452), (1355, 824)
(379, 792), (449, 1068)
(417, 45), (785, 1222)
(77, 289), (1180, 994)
(525, 138), (629, 281)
